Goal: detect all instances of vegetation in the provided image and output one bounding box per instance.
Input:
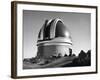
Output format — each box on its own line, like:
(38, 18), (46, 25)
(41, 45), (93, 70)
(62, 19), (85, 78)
(64, 54), (68, 57)
(23, 50), (91, 68)
(72, 50), (91, 66)
(61, 50), (91, 67)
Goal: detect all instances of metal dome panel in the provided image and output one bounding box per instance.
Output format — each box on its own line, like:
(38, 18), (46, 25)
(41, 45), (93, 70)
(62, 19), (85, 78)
(37, 18), (72, 45)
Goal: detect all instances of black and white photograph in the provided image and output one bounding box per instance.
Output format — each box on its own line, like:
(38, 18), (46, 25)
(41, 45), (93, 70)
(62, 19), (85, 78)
(11, 1), (97, 78)
(23, 10), (91, 69)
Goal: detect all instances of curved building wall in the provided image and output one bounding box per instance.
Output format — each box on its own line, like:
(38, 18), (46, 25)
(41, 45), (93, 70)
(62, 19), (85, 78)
(37, 45), (72, 59)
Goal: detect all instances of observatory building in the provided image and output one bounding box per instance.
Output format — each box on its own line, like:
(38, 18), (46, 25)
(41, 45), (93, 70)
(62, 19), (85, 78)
(36, 18), (72, 60)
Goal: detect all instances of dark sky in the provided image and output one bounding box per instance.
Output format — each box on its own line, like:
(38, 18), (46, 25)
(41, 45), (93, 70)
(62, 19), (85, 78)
(23, 10), (91, 58)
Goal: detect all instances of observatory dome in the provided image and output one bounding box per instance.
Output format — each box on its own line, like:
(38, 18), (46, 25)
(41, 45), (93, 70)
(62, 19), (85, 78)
(37, 18), (72, 46)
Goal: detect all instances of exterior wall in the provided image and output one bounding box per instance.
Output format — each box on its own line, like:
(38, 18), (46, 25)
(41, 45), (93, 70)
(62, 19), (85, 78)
(37, 45), (72, 59)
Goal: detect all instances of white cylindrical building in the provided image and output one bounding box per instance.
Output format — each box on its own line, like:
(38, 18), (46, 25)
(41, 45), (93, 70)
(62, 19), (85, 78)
(36, 18), (72, 59)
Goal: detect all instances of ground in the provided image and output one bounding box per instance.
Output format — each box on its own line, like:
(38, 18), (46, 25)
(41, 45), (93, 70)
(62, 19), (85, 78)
(23, 56), (76, 69)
